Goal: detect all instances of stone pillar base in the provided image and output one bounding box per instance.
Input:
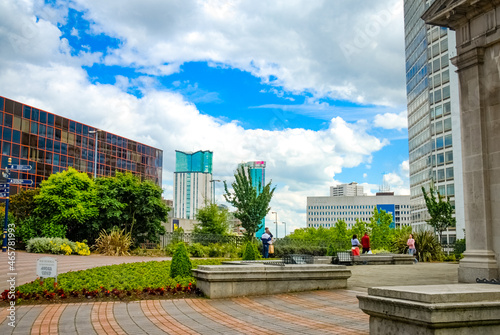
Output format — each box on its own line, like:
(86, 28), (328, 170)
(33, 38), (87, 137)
(358, 284), (500, 335)
(458, 250), (499, 283)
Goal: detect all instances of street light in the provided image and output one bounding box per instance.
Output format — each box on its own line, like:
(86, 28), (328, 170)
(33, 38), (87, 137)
(88, 129), (101, 179)
(282, 221), (286, 237)
(209, 179), (221, 204)
(271, 211), (278, 238)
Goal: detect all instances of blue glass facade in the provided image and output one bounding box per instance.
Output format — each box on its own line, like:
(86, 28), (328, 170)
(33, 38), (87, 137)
(239, 161), (266, 236)
(175, 150), (213, 173)
(0, 96), (163, 194)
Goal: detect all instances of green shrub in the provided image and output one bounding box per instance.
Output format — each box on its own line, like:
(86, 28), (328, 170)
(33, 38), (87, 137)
(26, 237), (90, 255)
(187, 243), (209, 257)
(443, 254), (456, 262)
(390, 226), (413, 254)
(414, 230), (443, 262)
(170, 242), (192, 278)
(242, 242), (260, 260)
(95, 227), (132, 256)
(454, 239), (466, 257)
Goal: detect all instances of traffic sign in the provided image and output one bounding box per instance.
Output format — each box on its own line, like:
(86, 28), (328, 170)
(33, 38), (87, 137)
(0, 188), (8, 193)
(0, 193), (9, 198)
(7, 179), (33, 185)
(0, 184), (8, 189)
(7, 164), (32, 171)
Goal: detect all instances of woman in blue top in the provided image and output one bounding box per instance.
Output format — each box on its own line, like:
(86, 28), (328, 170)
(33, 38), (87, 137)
(351, 234), (361, 256)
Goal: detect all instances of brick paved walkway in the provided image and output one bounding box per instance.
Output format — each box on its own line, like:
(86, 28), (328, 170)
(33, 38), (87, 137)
(0, 290), (369, 334)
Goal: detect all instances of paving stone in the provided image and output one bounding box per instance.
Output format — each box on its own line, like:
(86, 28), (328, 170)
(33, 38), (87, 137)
(74, 303), (97, 335)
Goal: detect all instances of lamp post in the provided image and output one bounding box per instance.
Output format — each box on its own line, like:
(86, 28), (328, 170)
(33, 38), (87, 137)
(282, 221), (286, 237)
(88, 129), (100, 179)
(271, 211), (278, 238)
(209, 179), (221, 204)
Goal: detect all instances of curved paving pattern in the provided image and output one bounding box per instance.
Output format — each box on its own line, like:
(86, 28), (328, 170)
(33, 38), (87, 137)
(0, 290), (369, 335)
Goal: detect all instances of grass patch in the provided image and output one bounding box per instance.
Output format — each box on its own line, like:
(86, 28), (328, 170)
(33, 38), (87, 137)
(1, 259), (226, 304)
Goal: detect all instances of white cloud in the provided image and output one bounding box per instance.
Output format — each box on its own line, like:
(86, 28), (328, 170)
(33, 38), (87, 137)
(373, 111), (408, 130)
(67, 0), (406, 107)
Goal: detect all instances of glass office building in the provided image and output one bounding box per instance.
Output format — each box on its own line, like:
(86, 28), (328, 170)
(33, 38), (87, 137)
(238, 161), (266, 236)
(0, 96), (163, 195)
(173, 150), (213, 219)
(403, 0), (464, 241)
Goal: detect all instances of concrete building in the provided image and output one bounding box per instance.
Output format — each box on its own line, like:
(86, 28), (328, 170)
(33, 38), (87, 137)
(307, 184), (411, 229)
(0, 96), (163, 194)
(173, 150), (213, 220)
(238, 161), (266, 236)
(423, 0), (500, 282)
(403, 0), (465, 242)
(330, 182), (365, 197)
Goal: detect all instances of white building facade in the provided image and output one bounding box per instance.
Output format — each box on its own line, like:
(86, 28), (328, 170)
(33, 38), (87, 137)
(330, 182), (365, 197)
(307, 184), (411, 229)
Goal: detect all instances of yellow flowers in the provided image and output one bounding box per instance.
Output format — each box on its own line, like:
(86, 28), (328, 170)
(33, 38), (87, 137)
(74, 241), (91, 256)
(60, 243), (73, 255)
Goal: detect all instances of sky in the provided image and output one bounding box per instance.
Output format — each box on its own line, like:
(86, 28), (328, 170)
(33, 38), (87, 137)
(0, 0), (410, 235)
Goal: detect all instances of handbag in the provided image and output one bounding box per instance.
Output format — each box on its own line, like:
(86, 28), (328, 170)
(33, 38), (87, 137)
(268, 245), (275, 254)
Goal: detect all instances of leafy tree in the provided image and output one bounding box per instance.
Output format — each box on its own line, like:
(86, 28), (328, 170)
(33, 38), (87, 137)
(332, 220), (349, 241)
(9, 188), (40, 221)
(170, 242), (193, 278)
(421, 186), (456, 243)
(34, 167), (98, 241)
(223, 167), (275, 240)
(194, 202), (230, 235)
(95, 172), (169, 245)
(351, 219), (369, 240)
(368, 207), (393, 250)
(242, 241), (261, 260)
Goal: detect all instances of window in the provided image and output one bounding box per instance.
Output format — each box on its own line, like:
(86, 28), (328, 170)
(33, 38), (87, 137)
(435, 105), (443, 117)
(447, 184), (455, 196)
(437, 153), (444, 165)
(436, 137), (444, 149)
(446, 167), (454, 179)
(444, 118), (452, 131)
(443, 102), (451, 115)
(442, 70), (450, 83)
(445, 151), (453, 163)
(445, 134), (452, 147)
(435, 120), (443, 133)
(443, 86), (450, 99)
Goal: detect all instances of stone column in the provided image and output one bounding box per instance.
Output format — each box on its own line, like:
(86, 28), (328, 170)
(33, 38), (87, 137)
(452, 47), (499, 282)
(423, 0), (500, 282)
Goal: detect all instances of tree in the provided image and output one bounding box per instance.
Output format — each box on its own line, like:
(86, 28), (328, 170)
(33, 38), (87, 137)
(368, 207), (393, 250)
(34, 167), (98, 240)
(194, 202), (230, 235)
(223, 167), (275, 240)
(95, 172), (169, 245)
(9, 188), (40, 221)
(332, 220), (349, 241)
(421, 186), (455, 243)
(351, 219), (369, 240)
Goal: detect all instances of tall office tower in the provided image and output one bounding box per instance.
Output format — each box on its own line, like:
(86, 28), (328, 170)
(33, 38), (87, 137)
(403, 0), (465, 241)
(238, 161), (266, 236)
(173, 150), (213, 220)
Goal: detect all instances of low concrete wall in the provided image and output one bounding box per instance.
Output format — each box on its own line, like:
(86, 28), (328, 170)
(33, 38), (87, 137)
(353, 254), (414, 265)
(193, 264), (351, 299)
(358, 284), (500, 335)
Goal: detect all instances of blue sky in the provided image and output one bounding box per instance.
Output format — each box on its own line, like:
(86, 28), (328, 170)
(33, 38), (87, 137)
(0, 0), (408, 234)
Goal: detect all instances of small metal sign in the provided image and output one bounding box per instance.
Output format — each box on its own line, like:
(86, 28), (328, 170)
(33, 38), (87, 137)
(0, 192), (9, 198)
(0, 183), (8, 189)
(7, 164), (32, 171)
(37, 257), (58, 282)
(7, 179), (33, 185)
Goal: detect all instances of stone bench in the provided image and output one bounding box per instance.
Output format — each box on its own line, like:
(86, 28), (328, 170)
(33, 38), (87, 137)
(192, 264), (351, 298)
(358, 284), (500, 334)
(353, 253), (415, 265)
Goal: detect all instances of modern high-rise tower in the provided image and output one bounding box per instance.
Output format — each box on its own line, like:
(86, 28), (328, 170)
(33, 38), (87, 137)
(403, 0), (465, 241)
(238, 161), (266, 236)
(173, 150), (213, 220)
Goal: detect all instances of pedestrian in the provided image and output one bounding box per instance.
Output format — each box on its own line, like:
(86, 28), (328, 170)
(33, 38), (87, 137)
(407, 233), (418, 263)
(351, 234), (361, 256)
(361, 232), (370, 254)
(261, 227), (273, 258)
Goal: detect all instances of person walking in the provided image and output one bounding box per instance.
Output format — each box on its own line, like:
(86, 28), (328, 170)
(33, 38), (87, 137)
(261, 227), (273, 258)
(351, 234), (361, 256)
(361, 232), (371, 254)
(407, 233), (418, 263)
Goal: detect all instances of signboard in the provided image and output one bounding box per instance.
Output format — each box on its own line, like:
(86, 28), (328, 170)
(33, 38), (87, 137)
(37, 257), (58, 281)
(7, 179), (33, 185)
(0, 184), (8, 189)
(0, 193), (9, 198)
(7, 164), (32, 171)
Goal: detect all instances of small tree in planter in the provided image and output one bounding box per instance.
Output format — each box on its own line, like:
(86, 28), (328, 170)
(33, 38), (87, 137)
(170, 242), (192, 278)
(242, 241), (261, 260)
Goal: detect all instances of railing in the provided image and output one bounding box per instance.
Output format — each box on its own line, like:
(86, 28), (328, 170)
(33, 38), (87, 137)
(159, 232), (248, 247)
